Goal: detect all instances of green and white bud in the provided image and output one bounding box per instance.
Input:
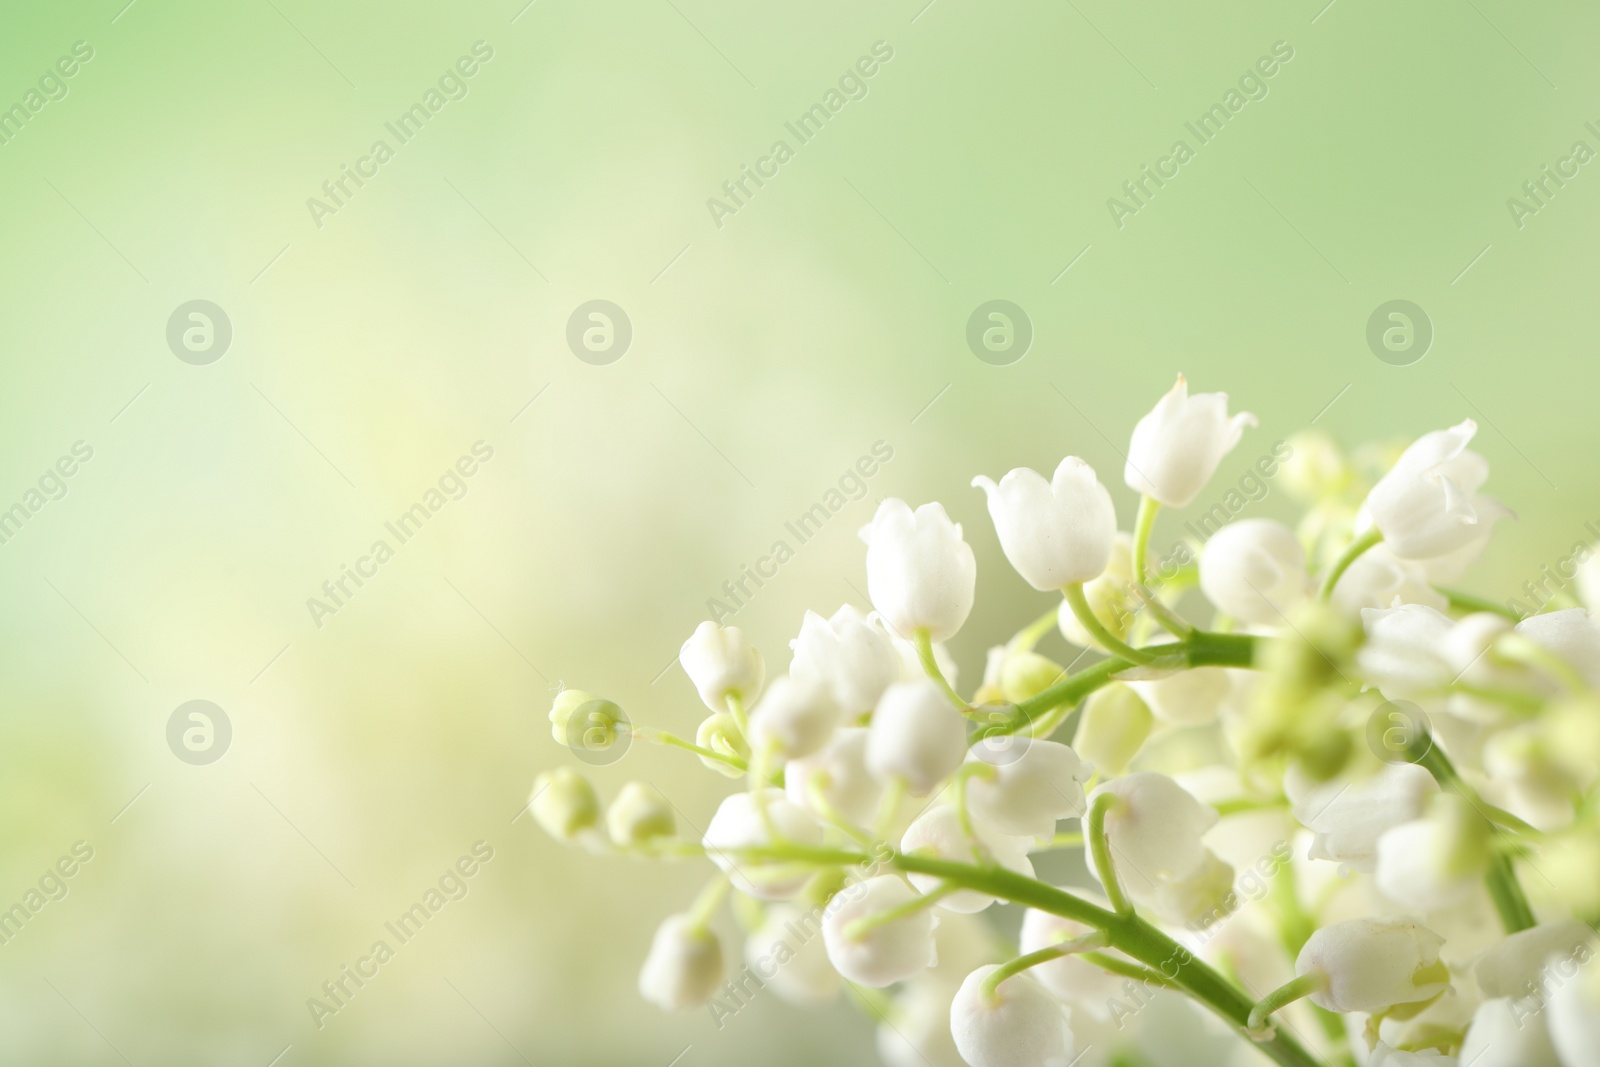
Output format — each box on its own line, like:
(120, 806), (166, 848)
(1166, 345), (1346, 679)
(606, 782), (676, 847)
(529, 767), (600, 842)
(1072, 683), (1152, 776)
(695, 712), (749, 778)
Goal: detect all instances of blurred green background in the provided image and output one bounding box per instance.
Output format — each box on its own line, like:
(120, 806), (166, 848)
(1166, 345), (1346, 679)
(1, 0), (1597, 1063)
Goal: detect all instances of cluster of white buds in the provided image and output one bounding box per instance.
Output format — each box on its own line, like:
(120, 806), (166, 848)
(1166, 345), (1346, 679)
(530, 375), (1600, 1067)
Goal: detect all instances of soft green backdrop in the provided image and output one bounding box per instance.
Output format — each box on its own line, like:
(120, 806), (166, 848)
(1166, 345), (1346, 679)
(1, 0), (1596, 1063)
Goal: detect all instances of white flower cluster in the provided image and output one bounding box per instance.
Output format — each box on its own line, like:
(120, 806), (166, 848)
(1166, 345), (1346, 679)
(534, 376), (1600, 1067)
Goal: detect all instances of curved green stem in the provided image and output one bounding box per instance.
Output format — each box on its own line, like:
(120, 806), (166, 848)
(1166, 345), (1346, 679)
(631, 727), (751, 774)
(1247, 972), (1328, 1034)
(843, 883), (951, 940)
(1317, 527), (1383, 600)
(1065, 582), (1155, 664)
(725, 692), (750, 741)
(913, 628), (967, 709)
(1440, 587), (1520, 620)
(980, 934), (1107, 1001)
(1087, 791), (1132, 915)
(1133, 494), (1159, 588)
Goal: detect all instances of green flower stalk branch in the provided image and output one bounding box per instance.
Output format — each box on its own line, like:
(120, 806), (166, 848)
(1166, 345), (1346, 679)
(533, 380), (1600, 1067)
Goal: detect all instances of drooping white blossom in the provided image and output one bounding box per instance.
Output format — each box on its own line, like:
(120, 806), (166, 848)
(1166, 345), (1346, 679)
(1296, 917), (1450, 1014)
(789, 605), (901, 715)
(965, 737), (1090, 840)
(821, 875), (939, 987)
(748, 674), (840, 760)
(1330, 542), (1449, 615)
(1018, 902), (1121, 1014)
(1459, 997), (1559, 1067)
(1515, 607), (1600, 688)
(859, 499), (977, 642)
(605, 782), (675, 847)
(743, 905), (841, 1005)
(1362, 419), (1510, 560)
(639, 914), (724, 1010)
(1199, 518), (1310, 624)
(866, 680), (969, 796)
(1125, 375), (1257, 509)
(971, 456), (1117, 591)
(784, 726), (884, 828)
(701, 790), (822, 899)
(1289, 761), (1438, 873)
(1086, 772), (1217, 888)
(899, 805), (1034, 913)
(1473, 919), (1594, 1000)
(949, 965), (1074, 1067)
(680, 621), (765, 712)
(1546, 955), (1600, 1067)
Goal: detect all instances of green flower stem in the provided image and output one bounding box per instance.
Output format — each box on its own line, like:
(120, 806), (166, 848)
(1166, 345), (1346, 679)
(1212, 795), (1290, 818)
(913, 628), (967, 709)
(1087, 792), (1132, 915)
(631, 727), (749, 774)
(1317, 528), (1383, 601)
(1439, 587), (1521, 620)
(1133, 494), (1159, 588)
(843, 883), (952, 940)
(980, 934), (1107, 1002)
(1247, 973), (1328, 1034)
(1077, 951), (1180, 989)
(1498, 633), (1591, 692)
(725, 692), (751, 742)
(1065, 582), (1156, 664)
(1126, 579), (1196, 640)
(1045, 831), (1084, 849)
(686, 874), (730, 933)
(1007, 630), (1257, 734)
(1269, 858), (1355, 1067)
(1011, 607), (1063, 654)
(1411, 741), (1537, 933)
(806, 773), (876, 847)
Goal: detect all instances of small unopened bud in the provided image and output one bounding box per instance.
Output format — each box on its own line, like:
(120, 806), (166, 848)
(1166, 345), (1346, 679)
(695, 713), (749, 779)
(1000, 651), (1065, 704)
(1072, 684), (1152, 776)
(606, 782), (676, 847)
(548, 688), (601, 745)
(529, 767), (600, 842)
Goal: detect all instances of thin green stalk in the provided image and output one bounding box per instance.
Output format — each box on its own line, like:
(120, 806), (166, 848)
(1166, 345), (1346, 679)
(1065, 582), (1155, 664)
(980, 937), (1104, 1001)
(631, 727), (749, 774)
(1133, 494), (1159, 588)
(913, 628), (967, 709)
(1439, 587), (1520, 620)
(1317, 528), (1383, 600)
(1087, 791), (1132, 915)
(1248, 973), (1328, 1034)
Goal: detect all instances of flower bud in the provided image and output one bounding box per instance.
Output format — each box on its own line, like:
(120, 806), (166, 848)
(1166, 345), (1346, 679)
(789, 605), (900, 715)
(866, 680), (969, 796)
(529, 767), (600, 842)
(949, 965), (1073, 1067)
(1296, 917), (1449, 1015)
(1331, 543), (1448, 615)
(1358, 604), (1455, 699)
(1124, 374), (1257, 509)
(695, 712), (749, 779)
(1362, 419), (1510, 560)
(1055, 533), (1144, 650)
(749, 675), (840, 760)
(784, 726), (884, 828)
(1086, 772), (1217, 888)
(1144, 848), (1237, 928)
(1018, 901), (1121, 1011)
(702, 789), (822, 899)
(1473, 919), (1594, 1000)
(548, 688), (602, 746)
(899, 805), (1034, 913)
(1198, 518), (1310, 625)
(638, 913), (724, 1010)
(821, 875), (938, 987)
(1289, 761), (1437, 873)
(1374, 793), (1492, 910)
(1072, 684), (1152, 776)
(1460, 997), (1559, 1067)
(999, 651), (1066, 705)
(680, 621), (764, 712)
(859, 499), (977, 643)
(971, 457), (1117, 590)
(606, 782), (676, 847)
(744, 905), (840, 1004)
(965, 738), (1090, 841)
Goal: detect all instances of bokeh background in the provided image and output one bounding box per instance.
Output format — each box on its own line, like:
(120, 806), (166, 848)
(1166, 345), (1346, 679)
(2, 0), (1597, 1063)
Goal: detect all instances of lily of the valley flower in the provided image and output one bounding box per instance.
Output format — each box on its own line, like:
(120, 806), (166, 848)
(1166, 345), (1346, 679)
(530, 767), (600, 842)
(680, 621), (765, 712)
(821, 875), (938, 987)
(1289, 761), (1438, 872)
(1472, 919), (1594, 999)
(789, 605), (901, 715)
(866, 680), (969, 796)
(971, 457), (1117, 591)
(783, 726), (885, 828)
(859, 499), (977, 642)
(748, 674), (840, 760)
(639, 914), (724, 1010)
(744, 905), (841, 1004)
(949, 965), (1074, 1067)
(965, 737), (1091, 841)
(1546, 949), (1600, 1067)
(1199, 518), (1311, 624)
(701, 790), (822, 899)
(606, 782), (676, 847)
(1296, 917), (1450, 1014)
(1018, 901), (1122, 1013)
(1362, 419), (1510, 560)
(1085, 772), (1222, 912)
(900, 805), (1034, 913)
(1374, 793), (1491, 910)
(1125, 375), (1257, 509)
(1460, 997), (1559, 1067)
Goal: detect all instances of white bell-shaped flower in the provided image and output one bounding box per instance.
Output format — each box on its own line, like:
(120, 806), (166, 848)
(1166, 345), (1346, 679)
(1367, 1043), (1458, 1067)
(866, 680), (969, 796)
(1459, 997), (1560, 1067)
(899, 805), (1035, 913)
(971, 457), (1117, 590)
(1289, 761), (1437, 873)
(680, 621), (764, 712)
(1362, 419), (1510, 560)
(1330, 542), (1449, 615)
(701, 789), (822, 899)
(1484, 721), (1587, 830)
(743, 905), (840, 1005)
(529, 767), (601, 843)
(1473, 919), (1594, 1000)
(821, 875), (938, 987)
(694, 712), (749, 779)
(1516, 608), (1600, 688)
(1071, 684), (1153, 776)
(606, 782), (676, 847)
(784, 726), (884, 828)
(638, 913), (724, 1010)
(1124, 375), (1257, 509)
(1358, 604), (1456, 699)
(1198, 518), (1310, 624)
(1547, 954), (1600, 1067)
(1128, 664), (1233, 727)
(1296, 917), (1450, 1014)
(1055, 533), (1144, 651)
(965, 737), (1090, 840)
(949, 965), (1074, 1067)
(748, 675), (840, 760)
(789, 605), (900, 715)
(859, 499), (977, 642)
(1086, 772), (1217, 886)
(1374, 794), (1489, 911)
(1018, 902), (1121, 1014)
(1142, 848), (1237, 928)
